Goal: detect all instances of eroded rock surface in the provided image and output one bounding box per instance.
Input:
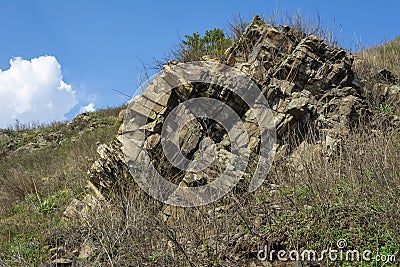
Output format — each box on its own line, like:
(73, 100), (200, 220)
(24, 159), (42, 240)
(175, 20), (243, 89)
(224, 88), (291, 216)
(86, 16), (395, 200)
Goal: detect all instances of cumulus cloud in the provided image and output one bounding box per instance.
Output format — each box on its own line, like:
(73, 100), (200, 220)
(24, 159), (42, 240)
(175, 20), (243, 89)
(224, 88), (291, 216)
(80, 103), (96, 113)
(0, 55), (78, 128)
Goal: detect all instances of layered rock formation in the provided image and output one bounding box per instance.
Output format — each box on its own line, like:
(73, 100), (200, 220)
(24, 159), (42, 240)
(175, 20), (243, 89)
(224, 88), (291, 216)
(86, 16), (391, 201)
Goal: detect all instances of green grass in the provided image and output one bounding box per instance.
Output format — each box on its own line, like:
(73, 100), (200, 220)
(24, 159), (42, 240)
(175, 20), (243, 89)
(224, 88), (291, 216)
(0, 107), (121, 266)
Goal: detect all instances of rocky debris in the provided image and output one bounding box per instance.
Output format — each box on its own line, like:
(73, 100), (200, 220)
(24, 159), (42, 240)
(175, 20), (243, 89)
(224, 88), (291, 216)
(78, 241), (94, 260)
(374, 68), (398, 84)
(66, 113), (93, 130)
(13, 131), (65, 153)
(0, 130), (64, 154)
(66, 112), (115, 131)
(51, 258), (73, 266)
(373, 83), (400, 114)
(0, 109), (121, 156)
(87, 16), (374, 199)
(63, 194), (101, 224)
(87, 137), (131, 197)
(49, 246), (75, 266)
(361, 68), (400, 115)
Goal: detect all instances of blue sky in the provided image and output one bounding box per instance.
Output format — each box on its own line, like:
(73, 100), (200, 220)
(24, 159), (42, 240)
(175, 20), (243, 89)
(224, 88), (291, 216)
(0, 0), (399, 127)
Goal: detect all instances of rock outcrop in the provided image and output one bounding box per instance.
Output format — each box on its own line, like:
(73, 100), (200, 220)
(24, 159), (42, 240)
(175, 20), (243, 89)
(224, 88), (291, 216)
(86, 16), (394, 201)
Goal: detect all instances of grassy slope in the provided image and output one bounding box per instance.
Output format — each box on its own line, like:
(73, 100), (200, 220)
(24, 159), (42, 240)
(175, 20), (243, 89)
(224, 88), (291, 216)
(359, 36), (400, 77)
(354, 36), (400, 117)
(0, 38), (399, 266)
(0, 107), (122, 265)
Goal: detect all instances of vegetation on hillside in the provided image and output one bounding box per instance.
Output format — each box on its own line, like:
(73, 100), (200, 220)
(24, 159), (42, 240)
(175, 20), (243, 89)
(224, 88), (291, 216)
(358, 36), (400, 77)
(172, 28), (232, 62)
(0, 108), (122, 266)
(0, 14), (399, 267)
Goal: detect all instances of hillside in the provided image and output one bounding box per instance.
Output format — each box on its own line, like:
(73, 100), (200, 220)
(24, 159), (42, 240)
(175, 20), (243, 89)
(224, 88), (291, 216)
(0, 108), (122, 265)
(359, 36), (400, 77)
(0, 17), (399, 267)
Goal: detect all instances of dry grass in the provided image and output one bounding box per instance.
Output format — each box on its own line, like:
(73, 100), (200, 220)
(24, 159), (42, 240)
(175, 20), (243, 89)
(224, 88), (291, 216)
(0, 15), (399, 267)
(353, 37), (400, 116)
(357, 37), (400, 78)
(52, 122), (398, 266)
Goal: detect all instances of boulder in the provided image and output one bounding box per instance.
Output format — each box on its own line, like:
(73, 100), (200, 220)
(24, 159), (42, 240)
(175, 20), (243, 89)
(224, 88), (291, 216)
(86, 16), (382, 202)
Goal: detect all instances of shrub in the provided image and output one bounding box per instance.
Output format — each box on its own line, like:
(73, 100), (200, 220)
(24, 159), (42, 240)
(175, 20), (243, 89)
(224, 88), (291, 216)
(173, 28), (232, 62)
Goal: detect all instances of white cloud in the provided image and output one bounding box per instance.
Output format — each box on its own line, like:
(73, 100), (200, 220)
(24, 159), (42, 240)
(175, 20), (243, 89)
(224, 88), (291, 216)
(80, 102), (96, 113)
(0, 55), (78, 128)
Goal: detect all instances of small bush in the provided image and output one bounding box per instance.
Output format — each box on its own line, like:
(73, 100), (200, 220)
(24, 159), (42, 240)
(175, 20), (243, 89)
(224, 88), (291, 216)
(173, 28), (232, 62)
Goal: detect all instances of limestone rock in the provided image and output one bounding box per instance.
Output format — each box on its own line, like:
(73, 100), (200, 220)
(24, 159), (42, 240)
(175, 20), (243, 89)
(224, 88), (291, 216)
(78, 241), (94, 259)
(87, 138), (130, 196)
(51, 258), (73, 265)
(63, 194), (103, 224)
(85, 16), (390, 201)
(375, 68), (398, 84)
